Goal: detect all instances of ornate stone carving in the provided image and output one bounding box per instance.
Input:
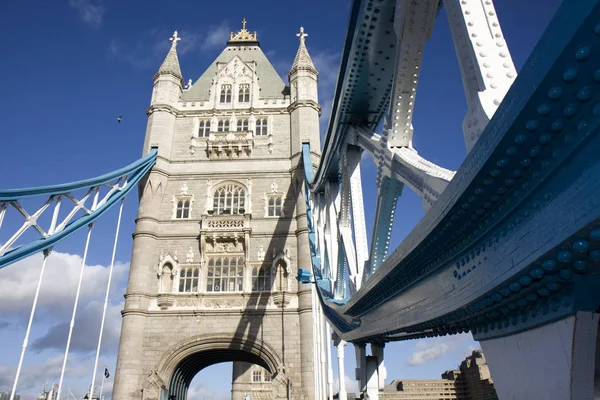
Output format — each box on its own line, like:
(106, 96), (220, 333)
(180, 182), (189, 195)
(176, 298), (197, 307)
(258, 246), (265, 261)
(142, 369), (165, 400)
(203, 299), (244, 309)
(157, 294), (174, 310)
(207, 219), (245, 229)
(186, 247), (194, 263)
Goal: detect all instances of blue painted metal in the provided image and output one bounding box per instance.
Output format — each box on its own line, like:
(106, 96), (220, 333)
(305, 0), (600, 343)
(367, 177), (403, 277)
(311, 0), (397, 191)
(0, 149), (157, 269)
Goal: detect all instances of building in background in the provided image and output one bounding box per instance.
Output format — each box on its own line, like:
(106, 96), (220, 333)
(381, 350), (497, 400)
(0, 392), (20, 400)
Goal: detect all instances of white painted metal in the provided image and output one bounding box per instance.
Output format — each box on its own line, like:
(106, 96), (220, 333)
(336, 340), (347, 400)
(319, 306), (327, 400)
(89, 198), (124, 400)
(355, 126), (454, 210)
(371, 344), (386, 390)
(444, 0), (517, 152)
(388, 0), (439, 148)
(10, 197), (63, 400)
(481, 312), (599, 400)
(0, 179), (126, 257)
(324, 181), (340, 291)
(9, 249), (51, 400)
(364, 356), (379, 400)
(326, 323), (334, 400)
(311, 285), (319, 400)
(0, 202), (7, 230)
(347, 146), (369, 288)
(57, 221), (95, 400)
(98, 368), (106, 400)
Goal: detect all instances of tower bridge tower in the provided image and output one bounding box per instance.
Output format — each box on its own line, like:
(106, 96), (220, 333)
(113, 21), (321, 400)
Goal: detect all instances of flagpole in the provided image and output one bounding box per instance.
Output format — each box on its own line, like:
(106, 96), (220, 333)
(99, 369), (106, 400)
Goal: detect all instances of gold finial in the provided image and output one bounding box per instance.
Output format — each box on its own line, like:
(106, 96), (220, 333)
(229, 18), (258, 43)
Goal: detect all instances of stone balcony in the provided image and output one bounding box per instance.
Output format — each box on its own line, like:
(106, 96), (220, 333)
(199, 213), (251, 241)
(190, 130), (253, 159)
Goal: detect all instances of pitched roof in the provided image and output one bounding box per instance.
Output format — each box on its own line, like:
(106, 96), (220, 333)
(155, 38), (183, 83)
(182, 46), (288, 102)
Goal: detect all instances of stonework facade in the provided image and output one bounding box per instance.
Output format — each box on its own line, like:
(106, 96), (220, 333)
(382, 351), (498, 400)
(113, 22), (321, 400)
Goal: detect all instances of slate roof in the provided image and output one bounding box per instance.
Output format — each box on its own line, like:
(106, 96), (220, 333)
(182, 45), (288, 102)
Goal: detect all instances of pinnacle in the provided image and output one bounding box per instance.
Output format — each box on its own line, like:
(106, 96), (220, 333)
(155, 31), (183, 83)
(290, 27), (317, 76)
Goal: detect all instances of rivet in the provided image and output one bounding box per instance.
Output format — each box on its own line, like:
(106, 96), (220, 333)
(520, 158), (532, 167)
(530, 267), (544, 279)
(548, 86), (562, 100)
(537, 287), (551, 297)
(528, 146), (542, 158)
(547, 282), (561, 292)
(557, 250), (572, 263)
(519, 276), (533, 286)
(558, 269), (573, 281)
(505, 146), (518, 155)
(573, 260), (588, 273)
(496, 158), (509, 168)
(571, 239), (590, 252)
(562, 68), (578, 83)
(490, 169), (502, 177)
(525, 120), (539, 131)
(509, 282), (522, 293)
(575, 46), (591, 62)
(542, 260), (558, 272)
(515, 134), (528, 144)
(589, 228), (600, 241)
(578, 86), (593, 102)
(539, 133), (552, 144)
(536, 103), (551, 116)
(563, 103), (578, 117)
(550, 119), (564, 132)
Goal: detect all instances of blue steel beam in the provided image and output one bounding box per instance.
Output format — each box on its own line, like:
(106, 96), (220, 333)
(0, 149), (157, 269)
(304, 0), (600, 343)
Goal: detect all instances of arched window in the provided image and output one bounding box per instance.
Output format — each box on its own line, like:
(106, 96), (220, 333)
(237, 119), (249, 131)
(176, 198), (191, 219)
(238, 84), (250, 103)
(220, 84), (232, 103)
(217, 119), (230, 132)
(198, 120), (210, 137)
(213, 184), (246, 215)
(255, 118), (268, 136)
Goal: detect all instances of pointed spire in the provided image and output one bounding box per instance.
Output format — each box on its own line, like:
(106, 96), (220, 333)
(290, 27), (317, 76)
(155, 31), (183, 83)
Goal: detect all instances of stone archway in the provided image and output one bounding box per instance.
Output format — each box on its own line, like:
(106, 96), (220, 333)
(148, 334), (287, 400)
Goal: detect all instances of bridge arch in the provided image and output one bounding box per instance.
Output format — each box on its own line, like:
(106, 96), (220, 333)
(153, 334), (284, 399)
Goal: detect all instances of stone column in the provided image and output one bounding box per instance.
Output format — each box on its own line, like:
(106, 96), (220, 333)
(480, 312), (600, 400)
(296, 175), (315, 399)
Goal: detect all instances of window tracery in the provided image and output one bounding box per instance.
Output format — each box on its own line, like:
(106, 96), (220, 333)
(198, 120), (210, 137)
(217, 119), (230, 132)
(220, 84), (232, 103)
(213, 184), (246, 215)
(206, 256), (244, 292)
(255, 118), (268, 136)
(238, 84), (250, 103)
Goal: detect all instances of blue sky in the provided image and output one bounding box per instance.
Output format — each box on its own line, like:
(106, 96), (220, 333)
(0, 0), (562, 398)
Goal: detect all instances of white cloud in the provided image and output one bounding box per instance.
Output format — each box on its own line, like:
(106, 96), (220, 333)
(406, 333), (473, 367)
(407, 342), (451, 366)
(69, 0), (104, 28)
(201, 21), (231, 51)
(0, 251), (127, 399)
(332, 374), (359, 396)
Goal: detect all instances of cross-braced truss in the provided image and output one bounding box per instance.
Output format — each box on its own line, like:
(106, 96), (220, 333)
(0, 149), (157, 268)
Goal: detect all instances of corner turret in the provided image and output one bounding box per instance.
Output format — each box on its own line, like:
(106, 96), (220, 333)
(289, 27), (321, 159)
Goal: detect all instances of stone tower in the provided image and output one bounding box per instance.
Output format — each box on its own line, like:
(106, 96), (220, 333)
(113, 21), (321, 400)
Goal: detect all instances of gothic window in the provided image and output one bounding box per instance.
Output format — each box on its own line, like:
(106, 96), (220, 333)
(264, 372), (272, 382)
(178, 268), (199, 292)
(252, 266), (271, 292)
(238, 84), (250, 103)
(217, 119), (230, 132)
(237, 119), (249, 131)
(251, 367), (272, 383)
(255, 118), (268, 136)
(267, 195), (282, 217)
(213, 184), (246, 215)
(198, 120), (210, 137)
(206, 256), (244, 292)
(252, 370), (262, 383)
(220, 84), (232, 103)
(175, 197), (191, 219)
